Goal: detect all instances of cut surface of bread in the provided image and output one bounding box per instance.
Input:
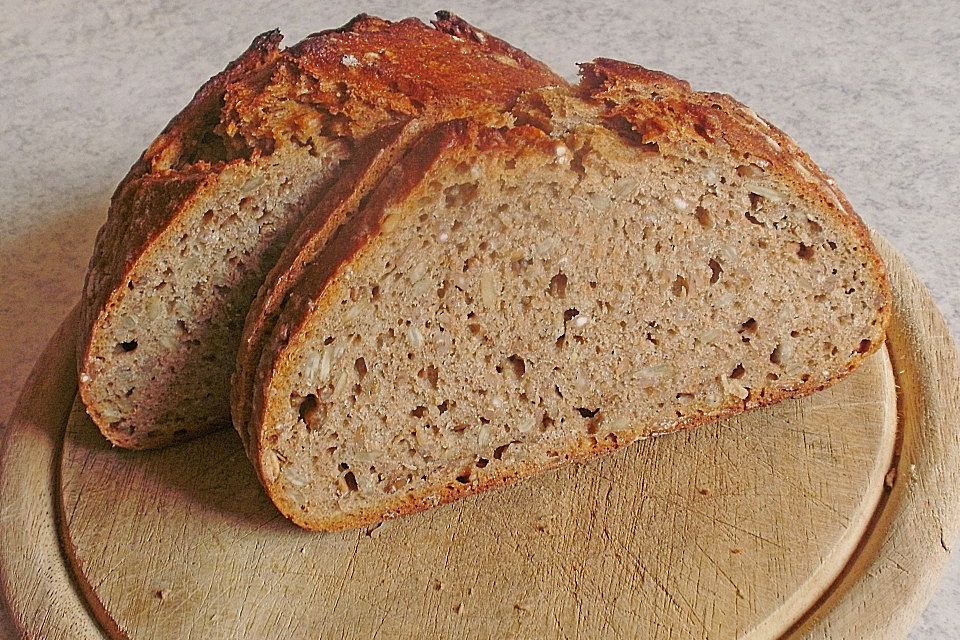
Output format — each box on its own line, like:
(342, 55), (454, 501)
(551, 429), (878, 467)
(247, 59), (891, 531)
(78, 13), (563, 448)
(232, 119), (425, 454)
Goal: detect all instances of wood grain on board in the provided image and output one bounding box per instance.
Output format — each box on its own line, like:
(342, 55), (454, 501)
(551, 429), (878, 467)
(1, 233), (958, 639)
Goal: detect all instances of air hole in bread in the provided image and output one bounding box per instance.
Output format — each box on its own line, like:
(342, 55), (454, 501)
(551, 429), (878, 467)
(670, 275), (688, 297)
(739, 318), (757, 334)
(548, 272), (567, 297)
(410, 406), (427, 418)
(694, 206), (713, 229)
(769, 344), (783, 365)
(298, 394), (318, 423)
(506, 355), (525, 379)
(444, 182), (479, 208)
(343, 471), (359, 492)
(708, 258), (723, 284)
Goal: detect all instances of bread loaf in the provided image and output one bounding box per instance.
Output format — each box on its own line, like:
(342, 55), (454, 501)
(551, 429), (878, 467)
(77, 13), (563, 448)
(245, 59), (891, 531)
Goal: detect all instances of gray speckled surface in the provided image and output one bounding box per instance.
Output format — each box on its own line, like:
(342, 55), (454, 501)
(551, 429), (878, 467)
(2, 1), (957, 636)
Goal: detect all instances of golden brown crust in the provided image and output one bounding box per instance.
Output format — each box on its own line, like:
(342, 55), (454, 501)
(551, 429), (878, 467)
(220, 13), (562, 151)
(250, 63), (892, 531)
(79, 13), (565, 447)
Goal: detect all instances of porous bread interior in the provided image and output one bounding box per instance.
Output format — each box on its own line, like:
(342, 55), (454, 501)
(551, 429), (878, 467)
(84, 141), (347, 446)
(260, 123), (885, 525)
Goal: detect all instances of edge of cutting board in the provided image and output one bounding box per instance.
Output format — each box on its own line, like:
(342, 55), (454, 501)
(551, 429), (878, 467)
(1, 233), (958, 639)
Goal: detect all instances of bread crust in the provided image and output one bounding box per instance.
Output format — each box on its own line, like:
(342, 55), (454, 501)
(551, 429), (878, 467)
(250, 65), (892, 530)
(78, 14), (564, 447)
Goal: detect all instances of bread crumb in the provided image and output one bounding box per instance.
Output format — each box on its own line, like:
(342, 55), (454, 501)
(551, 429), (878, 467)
(884, 467), (897, 488)
(340, 54), (359, 67)
(155, 588), (169, 601)
(454, 602), (464, 614)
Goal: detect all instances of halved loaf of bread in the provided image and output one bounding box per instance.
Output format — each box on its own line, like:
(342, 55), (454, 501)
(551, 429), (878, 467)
(246, 59), (891, 531)
(77, 13), (563, 448)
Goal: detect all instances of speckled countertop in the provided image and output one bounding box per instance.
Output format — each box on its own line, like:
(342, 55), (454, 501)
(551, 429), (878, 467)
(2, 1), (957, 636)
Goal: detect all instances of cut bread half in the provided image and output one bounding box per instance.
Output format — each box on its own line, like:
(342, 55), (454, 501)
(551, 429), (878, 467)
(247, 59), (891, 531)
(77, 13), (563, 448)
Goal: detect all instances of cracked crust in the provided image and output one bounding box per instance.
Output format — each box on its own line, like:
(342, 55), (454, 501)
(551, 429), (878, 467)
(247, 64), (891, 531)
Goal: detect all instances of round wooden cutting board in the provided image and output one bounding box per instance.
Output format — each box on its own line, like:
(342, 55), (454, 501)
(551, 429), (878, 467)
(2, 235), (958, 639)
